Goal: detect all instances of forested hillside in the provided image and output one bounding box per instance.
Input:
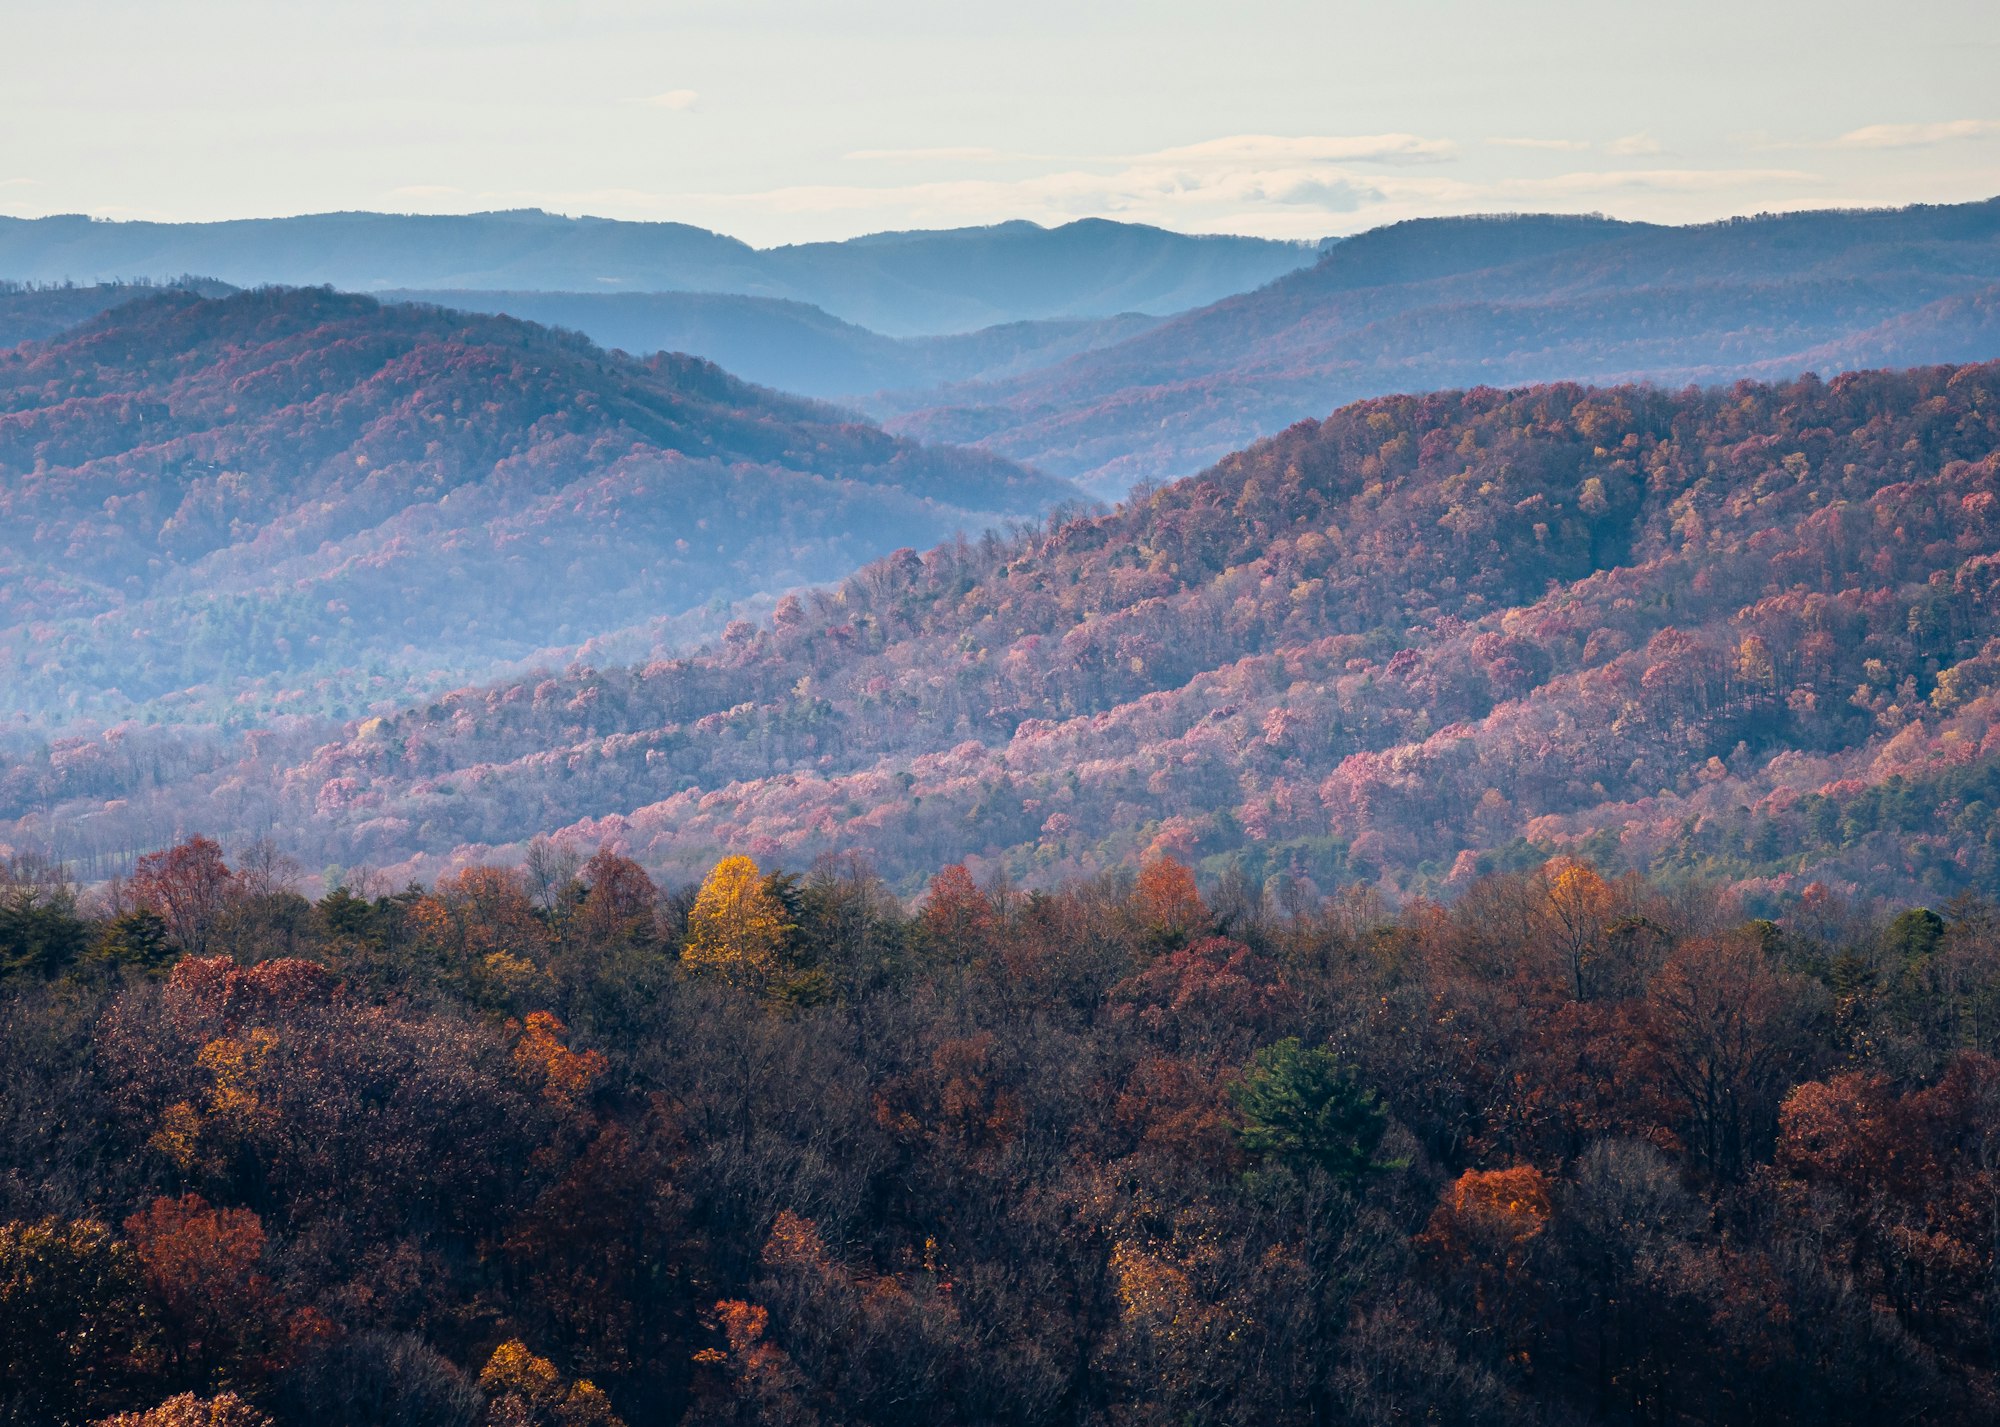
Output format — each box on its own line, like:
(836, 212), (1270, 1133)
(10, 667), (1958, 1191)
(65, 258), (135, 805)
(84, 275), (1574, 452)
(0, 286), (1074, 726)
(1, 835), (1995, 1425)
(891, 199), (2000, 493)
(15, 362), (2000, 912)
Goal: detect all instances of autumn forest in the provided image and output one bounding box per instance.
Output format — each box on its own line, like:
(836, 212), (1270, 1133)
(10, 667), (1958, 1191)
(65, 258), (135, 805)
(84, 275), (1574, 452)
(5, 190), (2000, 1427)
(4, 833), (1998, 1425)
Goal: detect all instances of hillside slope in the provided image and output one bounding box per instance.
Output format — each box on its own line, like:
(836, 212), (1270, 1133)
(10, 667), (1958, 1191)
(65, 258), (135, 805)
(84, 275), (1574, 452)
(890, 200), (2000, 493)
(17, 361), (2000, 912)
(0, 211), (1317, 335)
(0, 286), (1075, 726)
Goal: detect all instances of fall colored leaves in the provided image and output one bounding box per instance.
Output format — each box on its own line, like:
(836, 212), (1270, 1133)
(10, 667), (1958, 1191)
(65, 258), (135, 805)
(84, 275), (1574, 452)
(681, 856), (791, 993)
(5, 834), (2000, 1425)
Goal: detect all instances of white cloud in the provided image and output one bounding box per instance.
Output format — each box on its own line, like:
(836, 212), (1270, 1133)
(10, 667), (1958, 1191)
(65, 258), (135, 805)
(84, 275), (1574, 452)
(1259, 176), (1380, 210)
(1487, 137), (1591, 152)
(843, 146), (1021, 163)
(536, 133), (1455, 239)
(634, 89), (700, 111)
(1832, 119), (2000, 149)
(1139, 133), (1457, 167)
(500, 152), (1826, 244)
(508, 159), (1411, 242)
(840, 134), (1455, 171)
(418, 158), (1942, 244)
(1605, 132), (1666, 156)
(446, 135), (1900, 245)
(386, 184), (465, 200)
(1516, 167), (1819, 195)
(722, 162), (1395, 222)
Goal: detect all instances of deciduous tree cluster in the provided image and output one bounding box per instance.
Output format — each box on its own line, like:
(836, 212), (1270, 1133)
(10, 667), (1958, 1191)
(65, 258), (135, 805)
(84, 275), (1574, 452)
(3, 837), (1997, 1424)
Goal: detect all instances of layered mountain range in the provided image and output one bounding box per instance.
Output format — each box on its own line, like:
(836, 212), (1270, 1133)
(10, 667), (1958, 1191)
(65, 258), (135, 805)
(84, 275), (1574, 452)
(8, 201), (2000, 507)
(377, 289), (1165, 405)
(885, 200), (2000, 494)
(0, 211), (1317, 335)
(15, 359), (2000, 910)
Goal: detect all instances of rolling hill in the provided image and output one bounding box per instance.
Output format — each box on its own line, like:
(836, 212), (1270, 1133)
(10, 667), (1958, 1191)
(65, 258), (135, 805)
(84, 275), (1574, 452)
(0, 285), (1076, 728)
(0, 211), (1318, 335)
(888, 199), (2000, 494)
(17, 359), (2000, 914)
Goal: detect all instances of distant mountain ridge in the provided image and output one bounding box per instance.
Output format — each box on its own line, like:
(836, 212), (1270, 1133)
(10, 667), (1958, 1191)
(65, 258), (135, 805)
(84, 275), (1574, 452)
(0, 285), (1076, 727)
(19, 202), (2000, 501)
(0, 211), (1319, 335)
(377, 288), (1164, 402)
(884, 198), (2000, 493)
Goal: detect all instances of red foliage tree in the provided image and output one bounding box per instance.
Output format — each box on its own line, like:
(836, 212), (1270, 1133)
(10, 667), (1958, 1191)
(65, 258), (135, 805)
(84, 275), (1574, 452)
(576, 848), (658, 946)
(917, 864), (997, 962)
(123, 1194), (281, 1382)
(129, 838), (236, 957)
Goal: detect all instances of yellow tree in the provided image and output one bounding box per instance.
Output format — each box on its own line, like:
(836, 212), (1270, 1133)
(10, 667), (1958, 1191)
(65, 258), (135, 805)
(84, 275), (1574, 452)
(479, 1340), (626, 1427)
(1538, 857), (1615, 1001)
(682, 856), (790, 991)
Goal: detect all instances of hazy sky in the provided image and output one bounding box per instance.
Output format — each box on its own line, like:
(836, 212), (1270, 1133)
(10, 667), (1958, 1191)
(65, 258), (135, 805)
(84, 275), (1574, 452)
(4, 0), (1997, 245)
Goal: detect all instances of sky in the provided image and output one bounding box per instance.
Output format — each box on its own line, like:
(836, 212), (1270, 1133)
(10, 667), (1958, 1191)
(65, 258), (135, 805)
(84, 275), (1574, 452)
(3, 0), (1997, 246)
